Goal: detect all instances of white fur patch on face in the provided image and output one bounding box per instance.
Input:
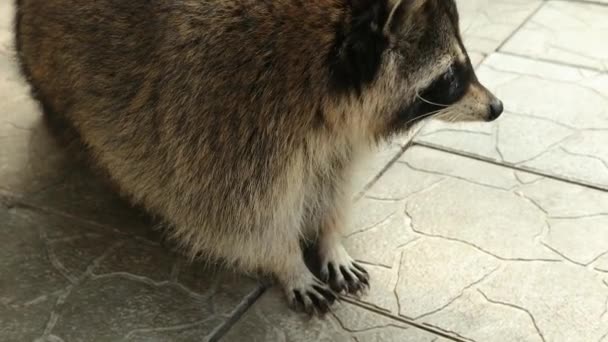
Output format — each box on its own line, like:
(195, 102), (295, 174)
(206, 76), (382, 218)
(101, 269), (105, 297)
(413, 55), (452, 96)
(454, 41), (467, 64)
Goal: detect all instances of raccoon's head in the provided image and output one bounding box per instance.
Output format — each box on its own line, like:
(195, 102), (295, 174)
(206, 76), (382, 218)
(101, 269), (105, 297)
(329, 0), (503, 136)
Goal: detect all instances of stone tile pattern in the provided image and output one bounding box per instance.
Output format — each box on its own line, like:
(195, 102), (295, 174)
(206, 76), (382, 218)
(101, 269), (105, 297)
(222, 290), (452, 342)
(502, 1), (608, 71)
(417, 52), (608, 190)
(0, 203), (261, 342)
(457, 0), (542, 65)
(342, 146), (608, 342)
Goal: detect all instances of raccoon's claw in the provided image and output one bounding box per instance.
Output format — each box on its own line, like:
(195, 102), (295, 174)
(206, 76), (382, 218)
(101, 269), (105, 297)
(321, 261), (370, 295)
(288, 278), (337, 316)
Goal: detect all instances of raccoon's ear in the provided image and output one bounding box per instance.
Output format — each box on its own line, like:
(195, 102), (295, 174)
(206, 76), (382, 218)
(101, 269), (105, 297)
(328, 0), (390, 93)
(382, 0), (424, 36)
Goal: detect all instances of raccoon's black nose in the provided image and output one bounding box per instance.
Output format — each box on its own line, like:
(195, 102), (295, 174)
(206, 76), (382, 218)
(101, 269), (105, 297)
(488, 99), (503, 121)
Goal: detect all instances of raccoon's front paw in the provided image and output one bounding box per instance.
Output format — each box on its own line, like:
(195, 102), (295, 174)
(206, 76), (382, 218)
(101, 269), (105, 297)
(319, 245), (370, 295)
(285, 275), (338, 316)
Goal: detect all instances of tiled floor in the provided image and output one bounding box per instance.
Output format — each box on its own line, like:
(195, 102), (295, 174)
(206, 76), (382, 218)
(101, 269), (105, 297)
(2, 1), (608, 341)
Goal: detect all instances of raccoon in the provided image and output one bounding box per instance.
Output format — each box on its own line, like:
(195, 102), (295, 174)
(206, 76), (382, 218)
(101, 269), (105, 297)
(15, 0), (502, 314)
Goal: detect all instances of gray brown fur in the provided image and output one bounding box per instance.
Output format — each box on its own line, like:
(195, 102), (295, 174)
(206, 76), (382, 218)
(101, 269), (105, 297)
(15, 0), (502, 314)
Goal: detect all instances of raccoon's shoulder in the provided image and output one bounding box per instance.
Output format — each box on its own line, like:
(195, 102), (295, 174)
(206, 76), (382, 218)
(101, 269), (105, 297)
(165, 0), (393, 94)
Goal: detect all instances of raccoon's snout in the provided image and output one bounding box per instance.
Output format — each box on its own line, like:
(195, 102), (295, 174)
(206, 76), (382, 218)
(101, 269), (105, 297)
(476, 82), (503, 122)
(488, 97), (503, 121)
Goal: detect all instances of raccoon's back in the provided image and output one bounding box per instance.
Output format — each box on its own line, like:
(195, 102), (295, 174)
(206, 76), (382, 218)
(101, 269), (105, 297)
(16, 0), (341, 139)
(17, 0), (166, 115)
(15, 0), (345, 228)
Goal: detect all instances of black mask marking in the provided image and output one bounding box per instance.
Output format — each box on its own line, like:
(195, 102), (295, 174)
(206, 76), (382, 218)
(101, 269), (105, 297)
(389, 59), (474, 132)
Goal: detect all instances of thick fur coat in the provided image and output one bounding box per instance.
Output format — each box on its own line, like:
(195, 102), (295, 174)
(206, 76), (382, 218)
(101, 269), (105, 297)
(15, 0), (502, 314)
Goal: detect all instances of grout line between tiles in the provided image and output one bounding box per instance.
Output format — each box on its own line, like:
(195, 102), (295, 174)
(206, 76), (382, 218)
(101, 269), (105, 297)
(340, 296), (468, 342)
(556, 0), (608, 8)
(354, 140), (412, 201)
(412, 141), (608, 193)
(498, 51), (607, 73)
(207, 286), (267, 342)
(495, 1), (547, 52)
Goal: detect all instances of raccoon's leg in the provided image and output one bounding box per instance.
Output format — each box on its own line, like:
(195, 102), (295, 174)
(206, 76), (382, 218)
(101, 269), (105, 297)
(316, 179), (370, 295)
(317, 206), (370, 295)
(275, 239), (338, 315)
(195, 213), (337, 315)
(252, 205), (338, 315)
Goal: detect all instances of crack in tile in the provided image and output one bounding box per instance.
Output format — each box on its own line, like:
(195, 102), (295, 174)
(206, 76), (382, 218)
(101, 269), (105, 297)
(34, 241), (124, 341)
(5, 288), (65, 312)
(601, 296), (608, 320)
(36, 286), (74, 342)
(394, 250), (406, 318)
(591, 251), (608, 268)
(395, 236), (422, 251)
(513, 191), (549, 215)
(477, 290), (547, 342)
(498, 50), (602, 74)
(513, 135), (581, 167)
(560, 147), (608, 171)
(345, 212), (397, 238)
(170, 259), (182, 283)
(419, 322), (477, 342)
(548, 213), (608, 220)
(480, 63), (573, 83)
(401, 178), (447, 201)
(362, 195), (403, 202)
(366, 176), (446, 202)
(123, 315), (219, 340)
(541, 242), (608, 268)
(331, 314), (407, 334)
(508, 111), (580, 131)
(355, 260), (393, 270)
(414, 267), (500, 320)
(541, 242), (585, 266)
(549, 44), (604, 67)
(20, 294), (54, 308)
(419, 128), (492, 138)
(494, 124), (505, 162)
(398, 161), (511, 191)
(405, 207), (561, 263)
(481, 63), (608, 97)
(41, 230), (78, 285)
(533, 218), (550, 244)
(10, 199), (161, 246)
(512, 170), (543, 186)
(91, 272), (211, 302)
(339, 297), (466, 342)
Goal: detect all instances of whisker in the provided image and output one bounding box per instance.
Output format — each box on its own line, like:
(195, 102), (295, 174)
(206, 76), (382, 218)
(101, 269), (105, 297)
(415, 93), (449, 108)
(449, 112), (465, 123)
(403, 108), (444, 126)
